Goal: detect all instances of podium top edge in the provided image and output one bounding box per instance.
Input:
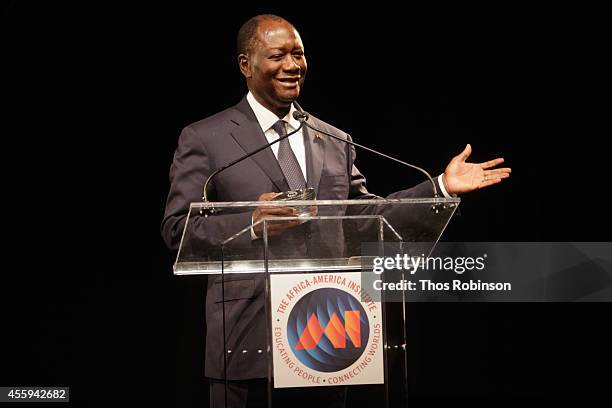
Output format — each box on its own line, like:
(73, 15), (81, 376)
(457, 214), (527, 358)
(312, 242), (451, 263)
(190, 197), (460, 209)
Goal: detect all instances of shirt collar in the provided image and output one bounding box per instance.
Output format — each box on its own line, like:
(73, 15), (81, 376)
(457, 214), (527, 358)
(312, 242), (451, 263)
(246, 91), (300, 133)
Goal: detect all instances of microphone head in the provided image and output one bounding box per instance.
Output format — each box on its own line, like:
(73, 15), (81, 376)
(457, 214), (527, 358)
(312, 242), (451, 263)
(292, 110), (309, 122)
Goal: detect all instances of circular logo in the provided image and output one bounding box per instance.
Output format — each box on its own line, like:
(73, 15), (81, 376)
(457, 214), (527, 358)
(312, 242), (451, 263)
(287, 288), (369, 372)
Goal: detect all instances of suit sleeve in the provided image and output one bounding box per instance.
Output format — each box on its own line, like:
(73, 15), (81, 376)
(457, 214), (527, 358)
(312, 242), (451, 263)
(342, 133), (447, 240)
(161, 126), (252, 251)
(345, 133), (440, 200)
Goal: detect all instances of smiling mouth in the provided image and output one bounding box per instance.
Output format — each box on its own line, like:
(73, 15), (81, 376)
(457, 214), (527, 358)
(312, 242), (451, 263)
(276, 78), (300, 87)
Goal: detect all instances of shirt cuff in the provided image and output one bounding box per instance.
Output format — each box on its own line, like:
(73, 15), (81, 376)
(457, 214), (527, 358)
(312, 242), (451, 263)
(437, 174), (455, 198)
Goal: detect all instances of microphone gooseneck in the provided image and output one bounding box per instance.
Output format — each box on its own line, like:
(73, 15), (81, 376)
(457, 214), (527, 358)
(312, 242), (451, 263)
(291, 110), (440, 199)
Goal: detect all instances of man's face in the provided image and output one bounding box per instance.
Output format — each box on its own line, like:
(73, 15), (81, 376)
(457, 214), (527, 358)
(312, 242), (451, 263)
(240, 20), (307, 116)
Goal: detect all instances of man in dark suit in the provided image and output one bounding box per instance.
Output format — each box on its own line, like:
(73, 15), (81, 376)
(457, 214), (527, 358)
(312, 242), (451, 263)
(161, 14), (511, 407)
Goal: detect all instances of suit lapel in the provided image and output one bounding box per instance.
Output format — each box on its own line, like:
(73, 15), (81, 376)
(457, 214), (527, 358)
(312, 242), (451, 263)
(229, 98), (289, 192)
(303, 124), (325, 195)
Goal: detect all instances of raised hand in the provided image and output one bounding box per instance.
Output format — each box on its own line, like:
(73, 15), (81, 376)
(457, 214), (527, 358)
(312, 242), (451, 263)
(442, 144), (512, 195)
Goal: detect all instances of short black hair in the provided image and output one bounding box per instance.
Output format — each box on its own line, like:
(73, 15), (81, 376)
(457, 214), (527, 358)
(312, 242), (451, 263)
(236, 14), (292, 56)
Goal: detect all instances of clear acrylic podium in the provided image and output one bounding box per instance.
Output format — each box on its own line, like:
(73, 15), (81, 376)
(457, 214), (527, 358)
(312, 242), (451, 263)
(174, 198), (459, 407)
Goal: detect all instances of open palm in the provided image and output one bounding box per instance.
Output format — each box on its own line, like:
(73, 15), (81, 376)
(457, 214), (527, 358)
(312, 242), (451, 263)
(442, 144), (511, 195)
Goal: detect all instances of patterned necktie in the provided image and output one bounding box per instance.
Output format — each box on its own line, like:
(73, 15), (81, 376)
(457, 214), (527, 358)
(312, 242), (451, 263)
(272, 120), (306, 190)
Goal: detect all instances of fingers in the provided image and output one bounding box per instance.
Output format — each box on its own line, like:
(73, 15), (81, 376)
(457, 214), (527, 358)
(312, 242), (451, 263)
(253, 204), (302, 237)
(483, 172), (510, 182)
(481, 163), (511, 189)
(258, 192), (281, 201)
(252, 197), (318, 237)
(266, 219), (302, 229)
(253, 209), (295, 224)
(480, 158), (505, 169)
(258, 206), (297, 217)
(484, 167), (512, 177)
(257, 219), (302, 237)
(481, 168), (511, 187)
(458, 144), (472, 161)
(480, 178), (503, 188)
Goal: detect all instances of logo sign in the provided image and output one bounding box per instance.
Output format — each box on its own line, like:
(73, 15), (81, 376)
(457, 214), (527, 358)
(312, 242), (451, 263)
(288, 288), (369, 372)
(270, 273), (383, 388)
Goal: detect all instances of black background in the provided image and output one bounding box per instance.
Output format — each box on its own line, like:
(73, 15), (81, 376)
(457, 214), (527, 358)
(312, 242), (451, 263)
(2, 2), (610, 407)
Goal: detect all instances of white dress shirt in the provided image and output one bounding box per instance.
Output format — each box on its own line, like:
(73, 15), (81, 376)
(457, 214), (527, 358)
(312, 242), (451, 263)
(246, 92), (308, 181)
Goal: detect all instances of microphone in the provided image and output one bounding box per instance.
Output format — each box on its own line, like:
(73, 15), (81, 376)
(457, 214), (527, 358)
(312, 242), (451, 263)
(292, 110), (309, 122)
(291, 108), (441, 200)
(201, 120), (305, 214)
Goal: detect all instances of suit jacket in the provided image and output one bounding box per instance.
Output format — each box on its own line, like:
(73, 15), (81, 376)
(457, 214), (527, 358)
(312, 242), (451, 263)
(161, 96), (440, 379)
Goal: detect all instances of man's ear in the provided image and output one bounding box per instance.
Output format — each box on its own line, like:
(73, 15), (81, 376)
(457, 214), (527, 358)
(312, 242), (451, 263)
(238, 54), (251, 78)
